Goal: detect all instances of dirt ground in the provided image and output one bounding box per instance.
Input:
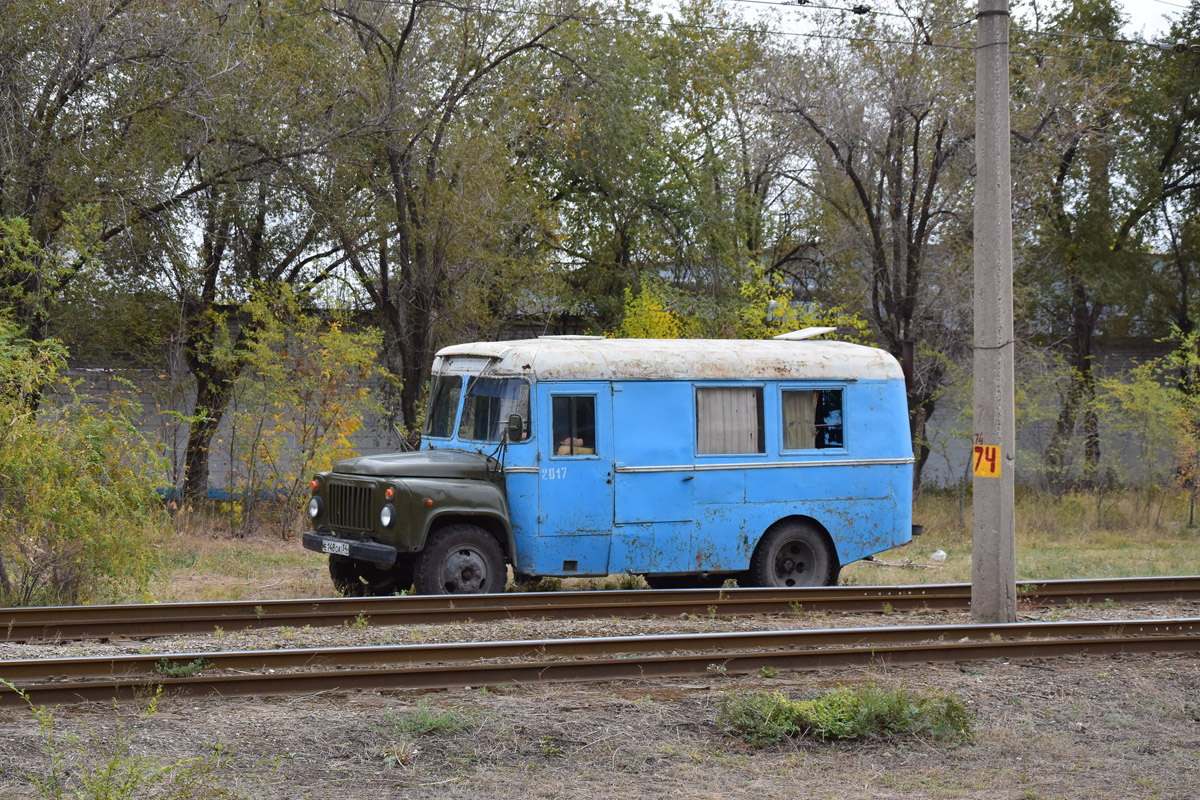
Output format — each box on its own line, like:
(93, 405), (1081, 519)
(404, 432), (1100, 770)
(1, 607), (1198, 799)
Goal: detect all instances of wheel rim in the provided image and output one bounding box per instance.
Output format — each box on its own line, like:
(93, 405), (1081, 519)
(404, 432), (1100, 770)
(772, 538), (819, 587)
(440, 545), (493, 593)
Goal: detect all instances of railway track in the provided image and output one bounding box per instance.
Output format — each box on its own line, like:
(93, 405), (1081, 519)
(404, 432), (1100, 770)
(2, 616), (1197, 707)
(4, 575), (1200, 643)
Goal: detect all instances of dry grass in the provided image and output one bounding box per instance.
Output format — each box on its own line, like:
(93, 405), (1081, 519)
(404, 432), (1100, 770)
(4, 657), (1198, 800)
(843, 489), (1200, 586)
(154, 509), (328, 602)
(152, 490), (1200, 603)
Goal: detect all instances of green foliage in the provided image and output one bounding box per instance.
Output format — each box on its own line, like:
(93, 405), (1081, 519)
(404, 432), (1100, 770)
(614, 282), (691, 339)
(716, 689), (798, 745)
(154, 658), (212, 678)
(218, 286), (388, 537)
(0, 315), (168, 606)
(791, 684), (973, 743)
(0, 317), (66, 412)
(734, 266), (870, 342)
(375, 699), (480, 738)
(1094, 359), (1180, 490)
(716, 685), (974, 747)
(0, 216), (47, 313)
(4, 682), (245, 800)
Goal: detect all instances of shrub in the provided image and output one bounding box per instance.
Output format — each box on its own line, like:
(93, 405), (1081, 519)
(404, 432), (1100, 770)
(375, 699), (480, 738)
(715, 690), (799, 746)
(716, 684), (974, 746)
(792, 684), (973, 743)
(218, 287), (388, 537)
(0, 318), (168, 606)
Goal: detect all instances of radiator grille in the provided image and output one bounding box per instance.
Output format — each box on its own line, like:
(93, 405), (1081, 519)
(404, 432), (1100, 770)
(329, 482), (372, 531)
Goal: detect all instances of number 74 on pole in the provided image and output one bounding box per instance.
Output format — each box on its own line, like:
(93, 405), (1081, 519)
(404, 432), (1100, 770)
(973, 444), (1001, 478)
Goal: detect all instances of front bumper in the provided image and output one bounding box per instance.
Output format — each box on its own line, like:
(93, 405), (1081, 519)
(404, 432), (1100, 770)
(302, 531), (398, 567)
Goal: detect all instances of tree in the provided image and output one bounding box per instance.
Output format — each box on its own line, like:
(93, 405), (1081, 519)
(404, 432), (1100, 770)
(765, 0), (976, 483)
(0, 1), (360, 499)
(0, 231), (165, 606)
(219, 289), (387, 537)
(524, 0), (812, 332)
(301, 0), (578, 434)
(1015, 0), (1200, 487)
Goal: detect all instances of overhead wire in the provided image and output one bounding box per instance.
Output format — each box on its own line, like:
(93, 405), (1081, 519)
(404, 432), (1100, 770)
(345, 0), (1192, 63)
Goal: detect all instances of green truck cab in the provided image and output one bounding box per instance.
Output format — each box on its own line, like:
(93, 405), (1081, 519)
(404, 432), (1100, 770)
(301, 449), (516, 596)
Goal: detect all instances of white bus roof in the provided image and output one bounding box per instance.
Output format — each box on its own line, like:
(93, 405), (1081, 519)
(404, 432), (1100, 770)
(433, 336), (903, 382)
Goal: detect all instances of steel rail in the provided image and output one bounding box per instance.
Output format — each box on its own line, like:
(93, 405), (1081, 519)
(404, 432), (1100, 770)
(3, 575), (1199, 643)
(2, 617), (1195, 682)
(2, 617), (1197, 707)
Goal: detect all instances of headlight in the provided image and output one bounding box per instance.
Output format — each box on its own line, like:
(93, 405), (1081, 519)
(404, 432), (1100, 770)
(307, 497), (322, 520)
(380, 503), (395, 528)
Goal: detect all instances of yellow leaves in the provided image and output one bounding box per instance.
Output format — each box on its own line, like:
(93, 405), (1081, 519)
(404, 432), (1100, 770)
(614, 285), (689, 339)
(219, 300), (386, 535)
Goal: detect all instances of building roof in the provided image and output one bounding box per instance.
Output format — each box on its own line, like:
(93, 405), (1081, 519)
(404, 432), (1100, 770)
(433, 336), (902, 382)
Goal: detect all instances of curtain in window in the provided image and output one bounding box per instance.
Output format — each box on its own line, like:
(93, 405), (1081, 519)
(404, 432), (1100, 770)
(782, 391), (817, 450)
(697, 387), (761, 454)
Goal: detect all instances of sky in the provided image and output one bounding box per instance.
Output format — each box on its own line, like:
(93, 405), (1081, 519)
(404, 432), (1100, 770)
(1120, 0), (1185, 39)
(698, 1), (1192, 43)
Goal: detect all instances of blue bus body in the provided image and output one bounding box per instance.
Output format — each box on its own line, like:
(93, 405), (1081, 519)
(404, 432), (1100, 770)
(423, 335), (914, 584)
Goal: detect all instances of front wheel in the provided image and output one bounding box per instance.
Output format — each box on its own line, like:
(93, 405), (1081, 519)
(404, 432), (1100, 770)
(413, 524), (506, 595)
(749, 521), (839, 588)
(328, 556), (365, 597)
(328, 556), (414, 596)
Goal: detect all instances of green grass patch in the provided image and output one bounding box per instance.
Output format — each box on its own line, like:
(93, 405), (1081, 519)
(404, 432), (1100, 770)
(373, 699), (480, 738)
(154, 657), (212, 678)
(717, 684), (974, 746)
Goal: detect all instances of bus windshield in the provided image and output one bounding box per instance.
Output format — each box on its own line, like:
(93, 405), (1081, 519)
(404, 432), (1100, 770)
(458, 377), (530, 442)
(423, 375), (462, 438)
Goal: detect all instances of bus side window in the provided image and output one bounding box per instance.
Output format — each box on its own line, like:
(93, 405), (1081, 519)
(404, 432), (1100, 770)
(696, 387), (765, 454)
(783, 389), (844, 450)
(552, 396), (596, 456)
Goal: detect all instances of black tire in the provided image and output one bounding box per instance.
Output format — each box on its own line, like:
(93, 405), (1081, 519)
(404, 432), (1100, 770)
(360, 558), (415, 596)
(328, 556), (365, 597)
(413, 524), (506, 595)
(329, 556), (414, 597)
(749, 521), (839, 588)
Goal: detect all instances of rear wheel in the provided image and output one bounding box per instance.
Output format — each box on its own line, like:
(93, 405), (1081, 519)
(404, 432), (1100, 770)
(749, 521), (838, 588)
(413, 524), (506, 595)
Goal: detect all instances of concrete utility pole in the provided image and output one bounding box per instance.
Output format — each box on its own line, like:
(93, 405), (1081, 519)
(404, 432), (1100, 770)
(972, 0), (1018, 623)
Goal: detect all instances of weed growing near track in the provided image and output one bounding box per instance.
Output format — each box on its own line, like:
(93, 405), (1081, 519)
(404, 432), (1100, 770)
(716, 684), (974, 746)
(373, 699), (481, 738)
(154, 657), (212, 678)
(3, 681), (244, 799)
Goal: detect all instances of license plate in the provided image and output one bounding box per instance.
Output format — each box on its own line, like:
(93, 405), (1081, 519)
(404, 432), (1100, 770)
(322, 539), (350, 556)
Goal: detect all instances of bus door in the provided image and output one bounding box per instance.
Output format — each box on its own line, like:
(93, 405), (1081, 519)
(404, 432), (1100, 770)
(537, 384), (613, 574)
(610, 382), (694, 573)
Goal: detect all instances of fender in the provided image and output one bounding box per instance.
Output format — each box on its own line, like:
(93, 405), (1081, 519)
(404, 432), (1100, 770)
(401, 476), (515, 558)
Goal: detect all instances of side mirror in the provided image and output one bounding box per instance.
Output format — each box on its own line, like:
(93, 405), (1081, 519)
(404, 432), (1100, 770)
(507, 414), (525, 442)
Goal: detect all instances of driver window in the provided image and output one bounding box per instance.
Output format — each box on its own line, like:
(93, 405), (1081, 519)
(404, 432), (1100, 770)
(552, 396), (596, 456)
